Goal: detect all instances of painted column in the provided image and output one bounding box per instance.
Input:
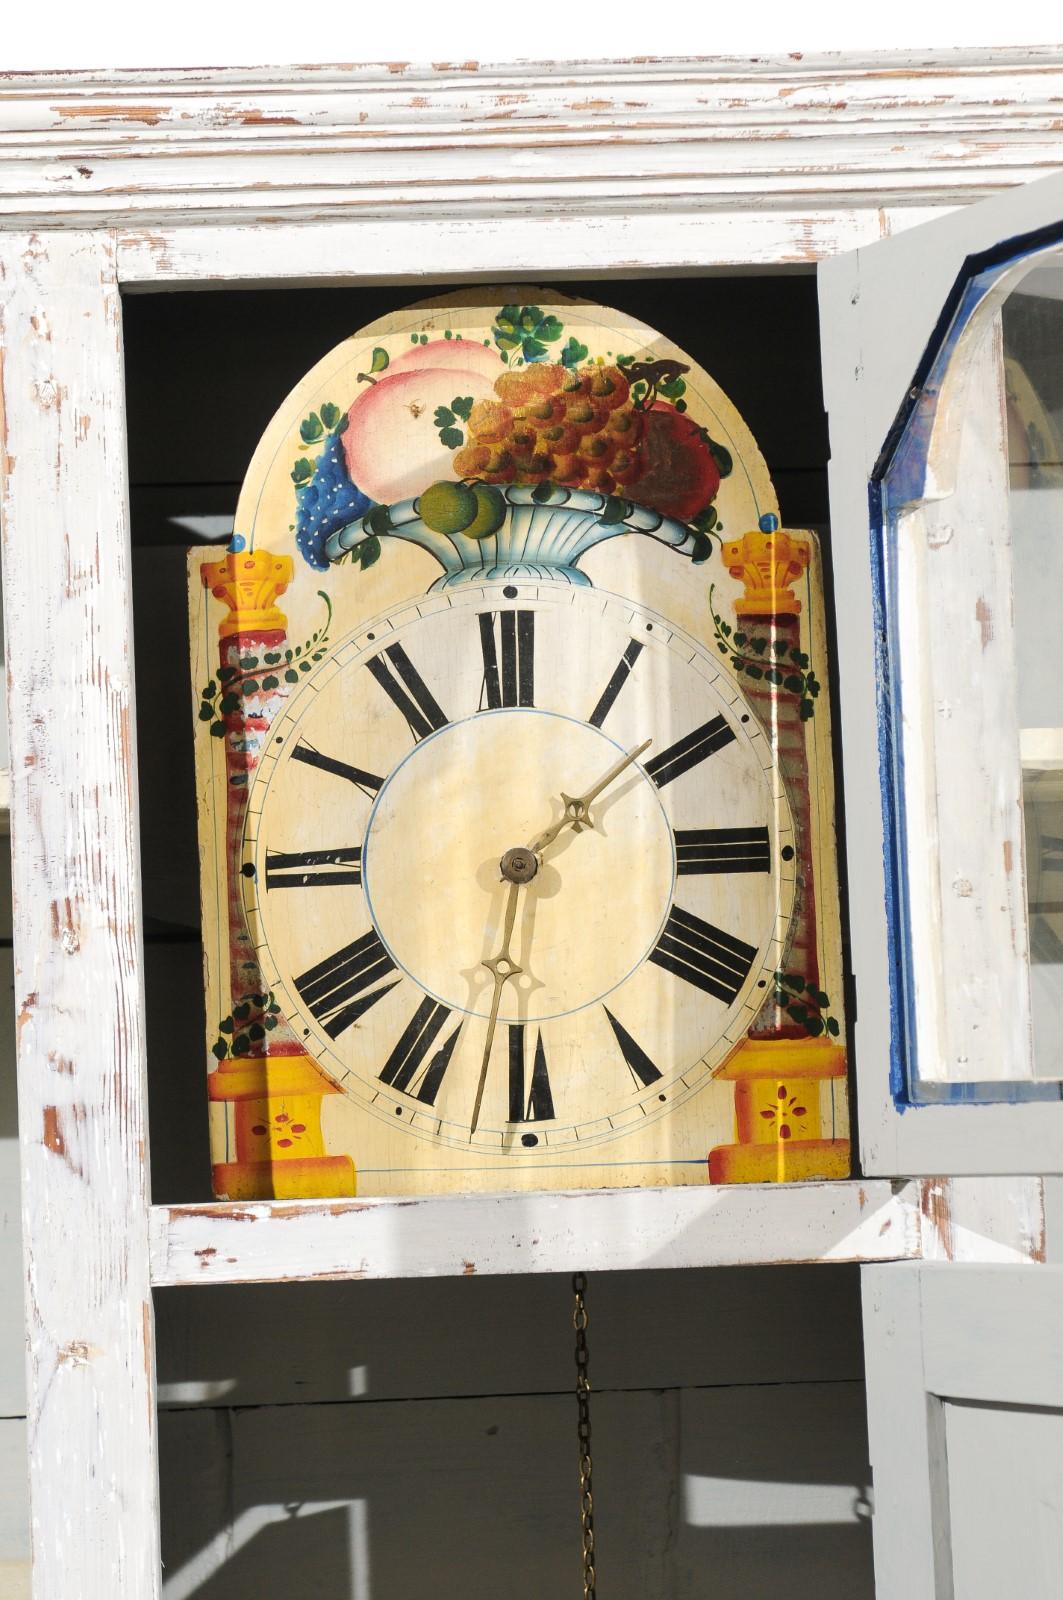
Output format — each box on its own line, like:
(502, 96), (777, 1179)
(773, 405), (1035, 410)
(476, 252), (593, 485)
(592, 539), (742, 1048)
(201, 549), (355, 1200)
(709, 521), (849, 1183)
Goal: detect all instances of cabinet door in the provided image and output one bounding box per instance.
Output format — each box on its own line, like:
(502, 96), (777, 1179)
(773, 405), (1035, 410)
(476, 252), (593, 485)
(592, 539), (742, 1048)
(820, 171), (1063, 1176)
(863, 1264), (1063, 1600)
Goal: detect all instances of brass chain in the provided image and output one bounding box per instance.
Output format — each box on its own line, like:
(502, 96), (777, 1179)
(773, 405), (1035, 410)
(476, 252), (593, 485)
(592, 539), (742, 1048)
(573, 1271), (596, 1599)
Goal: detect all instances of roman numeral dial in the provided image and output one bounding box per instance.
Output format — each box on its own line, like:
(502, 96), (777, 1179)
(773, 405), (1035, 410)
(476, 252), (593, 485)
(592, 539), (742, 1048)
(650, 906), (758, 1003)
(379, 997), (461, 1105)
(509, 1025), (555, 1123)
(479, 610), (535, 709)
(645, 716), (736, 789)
(366, 643), (449, 742)
(674, 827), (770, 875)
(265, 847), (362, 890)
(294, 931), (398, 1039)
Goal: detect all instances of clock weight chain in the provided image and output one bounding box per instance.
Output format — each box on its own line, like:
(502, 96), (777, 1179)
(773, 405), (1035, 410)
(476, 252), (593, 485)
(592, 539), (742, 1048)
(572, 1272), (596, 1599)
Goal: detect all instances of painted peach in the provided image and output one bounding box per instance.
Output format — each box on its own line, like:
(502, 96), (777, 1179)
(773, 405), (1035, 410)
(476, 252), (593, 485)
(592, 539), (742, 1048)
(342, 366), (495, 504)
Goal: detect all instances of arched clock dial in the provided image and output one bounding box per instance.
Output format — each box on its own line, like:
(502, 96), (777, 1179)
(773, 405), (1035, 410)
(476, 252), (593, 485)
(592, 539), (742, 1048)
(242, 582), (795, 1155)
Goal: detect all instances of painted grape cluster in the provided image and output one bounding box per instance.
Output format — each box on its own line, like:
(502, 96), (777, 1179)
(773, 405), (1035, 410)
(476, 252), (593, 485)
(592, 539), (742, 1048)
(450, 360), (726, 524)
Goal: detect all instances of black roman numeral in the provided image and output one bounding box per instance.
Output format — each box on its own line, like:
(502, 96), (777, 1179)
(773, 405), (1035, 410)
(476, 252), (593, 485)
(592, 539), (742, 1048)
(379, 996), (461, 1105)
(650, 906), (757, 1003)
(292, 742), (383, 798)
(265, 847), (362, 890)
(479, 611), (535, 709)
(603, 1007), (662, 1089)
(644, 716), (736, 789)
(508, 1024), (555, 1122)
(294, 930), (399, 1039)
(674, 827), (770, 875)
(588, 639), (643, 728)
(366, 643), (449, 741)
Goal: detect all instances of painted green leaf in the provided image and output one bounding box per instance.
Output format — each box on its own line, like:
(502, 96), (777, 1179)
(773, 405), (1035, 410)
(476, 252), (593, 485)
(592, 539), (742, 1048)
(805, 1017), (825, 1037)
(219, 693), (239, 714)
(690, 531), (712, 565)
(218, 665), (237, 682)
(784, 674), (805, 693)
(210, 721), (225, 737)
(827, 1017), (841, 1037)
(521, 337), (548, 362)
(600, 495), (628, 526)
(198, 706), (214, 721)
(370, 347), (389, 374)
(319, 402), (341, 430)
(531, 480), (556, 504)
(233, 1003), (251, 1021)
(439, 426), (464, 449)
(262, 675), (279, 691)
(264, 1015), (277, 1030)
(451, 395), (474, 421)
(707, 437), (733, 477)
(291, 458), (314, 484)
(367, 505), (393, 537)
(434, 405), (455, 430)
(212, 1040), (229, 1061)
(219, 1017), (234, 1034)
(745, 664), (763, 679)
(766, 669), (783, 687)
(358, 535), (382, 572)
(300, 414), (324, 445)
(249, 1023), (265, 1042)
(536, 315), (563, 344)
(561, 337), (589, 368)
(233, 1034), (250, 1054)
(284, 669), (299, 684)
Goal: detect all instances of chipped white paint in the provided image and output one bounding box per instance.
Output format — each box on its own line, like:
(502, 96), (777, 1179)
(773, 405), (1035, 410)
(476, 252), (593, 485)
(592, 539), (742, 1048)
(0, 53), (1059, 1600)
(821, 167), (1063, 1177)
(0, 51), (1061, 265)
(0, 232), (161, 1597)
(148, 1177), (1043, 1287)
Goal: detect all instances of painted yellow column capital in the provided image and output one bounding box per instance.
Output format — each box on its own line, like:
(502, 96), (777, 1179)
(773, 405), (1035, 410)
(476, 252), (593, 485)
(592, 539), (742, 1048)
(201, 548), (294, 637)
(722, 526), (809, 617)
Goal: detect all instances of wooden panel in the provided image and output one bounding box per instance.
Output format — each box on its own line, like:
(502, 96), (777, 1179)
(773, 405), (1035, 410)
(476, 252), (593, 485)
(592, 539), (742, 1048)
(820, 167), (1063, 1174)
(156, 1379), (874, 1600)
(861, 1264), (951, 1600)
(0, 232), (161, 1598)
(0, 53), (1059, 244)
(920, 1265), (1063, 1407)
(0, 1419), (30, 1563)
(117, 213), (931, 289)
(162, 1390), (670, 1600)
(0, 947), (26, 1418)
(154, 1263), (865, 1409)
(675, 1381), (873, 1597)
(945, 1400), (1063, 1598)
(150, 1179), (922, 1285)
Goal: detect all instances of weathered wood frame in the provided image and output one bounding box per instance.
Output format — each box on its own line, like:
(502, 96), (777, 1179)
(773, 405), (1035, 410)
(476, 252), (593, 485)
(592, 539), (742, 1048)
(820, 168), (1063, 1176)
(2, 49), (1062, 1599)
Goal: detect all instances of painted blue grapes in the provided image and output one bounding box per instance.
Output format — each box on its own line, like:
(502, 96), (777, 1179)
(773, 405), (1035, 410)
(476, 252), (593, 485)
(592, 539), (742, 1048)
(295, 430), (373, 571)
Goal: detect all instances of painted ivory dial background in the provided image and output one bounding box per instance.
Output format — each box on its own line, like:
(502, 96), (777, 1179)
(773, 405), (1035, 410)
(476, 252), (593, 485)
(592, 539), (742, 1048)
(191, 287), (848, 1193)
(243, 583), (795, 1156)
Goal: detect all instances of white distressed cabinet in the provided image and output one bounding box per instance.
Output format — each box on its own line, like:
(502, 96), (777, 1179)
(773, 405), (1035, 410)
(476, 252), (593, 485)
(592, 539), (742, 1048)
(2, 50), (1063, 1600)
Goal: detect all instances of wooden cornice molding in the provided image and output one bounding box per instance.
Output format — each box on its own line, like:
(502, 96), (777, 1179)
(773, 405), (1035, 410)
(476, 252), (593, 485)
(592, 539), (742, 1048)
(1, 48), (1062, 233)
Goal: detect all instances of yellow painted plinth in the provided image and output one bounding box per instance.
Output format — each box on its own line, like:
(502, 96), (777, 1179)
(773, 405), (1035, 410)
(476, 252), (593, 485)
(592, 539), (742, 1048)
(709, 1036), (850, 1184)
(208, 1053), (356, 1199)
(214, 1155), (356, 1201)
(709, 1139), (851, 1184)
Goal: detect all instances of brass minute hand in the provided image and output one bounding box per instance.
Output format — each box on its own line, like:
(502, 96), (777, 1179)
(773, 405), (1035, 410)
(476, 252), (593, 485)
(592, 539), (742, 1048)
(469, 877), (524, 1139)
(531, 738), (652, 856)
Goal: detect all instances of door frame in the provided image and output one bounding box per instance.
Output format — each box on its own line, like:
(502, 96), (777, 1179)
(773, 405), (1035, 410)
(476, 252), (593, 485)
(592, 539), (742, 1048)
(820, 170), (1063, 1177)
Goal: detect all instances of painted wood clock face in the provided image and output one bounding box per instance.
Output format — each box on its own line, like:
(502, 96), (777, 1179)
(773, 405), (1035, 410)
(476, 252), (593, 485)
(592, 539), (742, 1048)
(243, 582), (794, 1155)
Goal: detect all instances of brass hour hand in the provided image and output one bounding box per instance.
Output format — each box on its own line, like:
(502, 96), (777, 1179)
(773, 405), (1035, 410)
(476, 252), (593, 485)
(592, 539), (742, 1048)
(469, 877), (525, 1140)
(531, 738), (651, 856)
